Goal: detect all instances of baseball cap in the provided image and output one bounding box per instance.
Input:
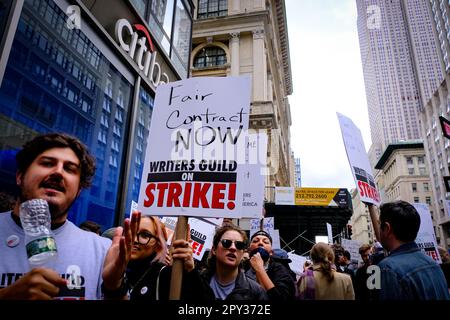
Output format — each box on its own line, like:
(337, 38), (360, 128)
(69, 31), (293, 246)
(250, 230), (272, 244)
(272, 248), (292, 263)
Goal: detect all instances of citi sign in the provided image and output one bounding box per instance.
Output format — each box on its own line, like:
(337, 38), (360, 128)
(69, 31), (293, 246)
(115, 19), (170, 87)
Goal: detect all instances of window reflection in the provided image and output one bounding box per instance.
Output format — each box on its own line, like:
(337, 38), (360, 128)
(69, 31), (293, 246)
(0, 0), (132, 230)
(129, 0), (192, 78)
(125, 87), (154, 215)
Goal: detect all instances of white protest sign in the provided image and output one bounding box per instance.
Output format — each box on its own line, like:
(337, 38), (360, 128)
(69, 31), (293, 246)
(326, 223), (333, 244)
(161, 217), (177, 244)
(199, 217), (224, 226)
(250, 217), (275, 238)
(275, 187), (295, 205)
(238, 133), (267, 217)
(188, 217), (215, 260)
(337, 113), (381, 205)
(138, 76), (256, 218)
(287, 252), (307, 276)
(161, 216), (215, 261)
(341, 239), (363, 266)
(413, 203), (442, 263)
(270, 229), (281, 249)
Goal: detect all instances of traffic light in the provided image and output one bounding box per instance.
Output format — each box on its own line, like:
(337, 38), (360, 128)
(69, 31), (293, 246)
(347, 225), (353, 239)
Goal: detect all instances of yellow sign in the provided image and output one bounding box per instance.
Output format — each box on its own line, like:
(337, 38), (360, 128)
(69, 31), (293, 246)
(295, 188), (341, 206)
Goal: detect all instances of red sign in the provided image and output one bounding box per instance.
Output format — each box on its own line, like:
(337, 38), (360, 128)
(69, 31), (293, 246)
(439, 116), (450, 139)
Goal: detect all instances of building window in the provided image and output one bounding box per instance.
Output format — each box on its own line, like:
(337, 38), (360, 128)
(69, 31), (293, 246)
(406, 156), (413, 165)
(146, 0), (193, 78)
(193, 46), (226, 68)
(417, 156), (425, 165)
(414, 197), (420, 203)
(198, 0), (228, 19)
(423, 182), (429, 192)
(419, 167), (426, 175)
(412, 183), (417, 192)
(408, 167), (415, 175)
(426, 196), (431, 205)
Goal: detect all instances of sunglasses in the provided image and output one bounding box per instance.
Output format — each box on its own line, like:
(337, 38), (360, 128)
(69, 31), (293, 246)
(220, 239), (247, 250)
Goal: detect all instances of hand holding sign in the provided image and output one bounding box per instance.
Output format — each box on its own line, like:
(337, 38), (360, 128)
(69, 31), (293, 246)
(171, 239), (195, 272)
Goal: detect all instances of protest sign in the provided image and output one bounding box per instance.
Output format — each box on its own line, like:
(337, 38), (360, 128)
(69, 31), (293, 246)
(326, 223), (333, 244)
(287, 252), (307, 276)
(337, 113), (380, 205)
(250, 217), (275, 238)
(138, 76), (266, 218)
(341, 239), (363, 267)
(161, 216), (215, 261)
(161, 217), (177, 244)
(413, 203), (442, 263)
(187, 218), (215, 260)
(270, 229), (281, 249)
(198, 217), (224, 226)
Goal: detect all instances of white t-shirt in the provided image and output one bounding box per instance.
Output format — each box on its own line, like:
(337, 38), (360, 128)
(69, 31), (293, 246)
(0, 212), (111, 300)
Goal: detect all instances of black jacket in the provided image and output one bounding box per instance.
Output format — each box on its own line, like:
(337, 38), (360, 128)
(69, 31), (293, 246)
(246, 260), (296, 300)
(125, 255), (201, 300)
(200, 269), (268, 300)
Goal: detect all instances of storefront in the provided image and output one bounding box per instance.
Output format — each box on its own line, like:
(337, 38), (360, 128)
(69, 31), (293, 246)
(0, 0), (193, 230)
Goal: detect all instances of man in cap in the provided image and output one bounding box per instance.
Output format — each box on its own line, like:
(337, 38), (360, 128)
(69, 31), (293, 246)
(245, 230), (295, 300)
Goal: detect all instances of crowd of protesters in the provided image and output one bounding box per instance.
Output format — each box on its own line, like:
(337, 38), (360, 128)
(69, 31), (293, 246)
(0, 133), (449, 300)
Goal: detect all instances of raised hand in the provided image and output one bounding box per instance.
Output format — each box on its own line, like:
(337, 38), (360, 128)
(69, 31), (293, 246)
(102, 211), (140, 292)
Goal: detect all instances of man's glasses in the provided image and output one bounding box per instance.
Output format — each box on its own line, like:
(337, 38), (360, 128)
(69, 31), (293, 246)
(220, 239), (247, 250)
(136, 231), (159, 245)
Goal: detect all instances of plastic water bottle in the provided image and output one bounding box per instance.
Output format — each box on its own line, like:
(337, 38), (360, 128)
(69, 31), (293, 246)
(19, 199), (58, 266)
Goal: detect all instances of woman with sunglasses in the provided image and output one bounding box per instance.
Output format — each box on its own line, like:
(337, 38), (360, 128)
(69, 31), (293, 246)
(200, 224), (268, 300)
(123, 215), (197, 300)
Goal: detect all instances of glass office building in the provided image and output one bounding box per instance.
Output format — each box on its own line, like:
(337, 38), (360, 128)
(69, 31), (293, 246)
(0, 0), (193, 231)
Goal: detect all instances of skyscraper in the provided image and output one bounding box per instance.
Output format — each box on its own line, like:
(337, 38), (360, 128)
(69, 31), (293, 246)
(356, 0), (442, 166)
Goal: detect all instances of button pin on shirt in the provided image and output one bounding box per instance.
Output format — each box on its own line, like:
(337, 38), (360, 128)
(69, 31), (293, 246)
(6, 235), (20, 248)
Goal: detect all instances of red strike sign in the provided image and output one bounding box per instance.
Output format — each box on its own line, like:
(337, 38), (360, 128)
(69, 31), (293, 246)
(191, 240), (204, 256)
(143, 182), (236, 209)
(358, 180), (381, 203)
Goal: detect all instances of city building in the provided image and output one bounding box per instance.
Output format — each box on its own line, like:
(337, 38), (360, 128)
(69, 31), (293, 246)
(417, 0), (450, 248)
(289, 152), (295, 187)
(373, 141), (441, 243)
(294, 156), (301, 187)
(350, 188), (374, 245)
(0, 0), (194, 230)
(356, 0), (442, 167)
(190, 0), (293, 201)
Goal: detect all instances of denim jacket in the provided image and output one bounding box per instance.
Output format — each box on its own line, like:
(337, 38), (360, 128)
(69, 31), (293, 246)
(378, 242), (450, 300)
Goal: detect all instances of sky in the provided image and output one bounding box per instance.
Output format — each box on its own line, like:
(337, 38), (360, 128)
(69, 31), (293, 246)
(285, 0), (372, 190)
